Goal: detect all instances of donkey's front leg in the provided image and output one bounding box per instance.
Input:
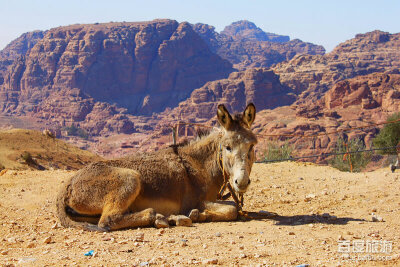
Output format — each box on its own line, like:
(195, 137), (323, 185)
(192, 201), (238, 222)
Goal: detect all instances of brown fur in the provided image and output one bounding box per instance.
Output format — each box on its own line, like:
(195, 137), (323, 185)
(56, 104), (257, 231)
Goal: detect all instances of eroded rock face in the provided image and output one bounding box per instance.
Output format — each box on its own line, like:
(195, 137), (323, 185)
(0, 31), (45, 87)
(325, 73), (400, 112)
(0, 31), (45, 61)
(159, 68), (296, 123)
(0, 19), (233, 117)
(192, 21), (325, 70)
(251, 72), (400, 163)
(273, 30), (400, 103)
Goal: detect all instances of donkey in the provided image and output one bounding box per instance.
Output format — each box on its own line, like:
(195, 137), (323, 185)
(56, 103), (257, 231)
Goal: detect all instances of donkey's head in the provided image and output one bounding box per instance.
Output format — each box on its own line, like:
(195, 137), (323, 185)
(217, 103), (258, 193)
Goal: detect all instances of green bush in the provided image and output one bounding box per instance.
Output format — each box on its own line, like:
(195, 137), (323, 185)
(21, 151), (35, 164)
(329, 137), (371, 172)
(64, 125), (89, 140)
(263, 141), (293, 162)
(373, 112), (400, 155)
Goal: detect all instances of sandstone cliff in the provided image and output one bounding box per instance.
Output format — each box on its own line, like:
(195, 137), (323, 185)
(273, 30), (400, 103)
(159, 68), (296, 123)
(252, 72), (400, 163)
(0, 19), (233, 119)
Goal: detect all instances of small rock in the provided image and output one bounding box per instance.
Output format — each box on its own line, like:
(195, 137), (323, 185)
(239, 245), (244, 250)
(215, 232), (221, 237)
(338, 235), (345, 240)
(203, 258), (218, 264)
(173, 251), (179, 256)
(1, 250), (9, 255)
(239, 253), (247, 259)
(167, 238), (175, 243)
(288, 231), (295, 235)
(139, 262), (149, 266)
(27, 242), (36, 248)
(181, 239), (188, 247)
(18, 257), (37, 264)
(43, 236), (52, 244)
(7, 237), (16, 243)
(304, 194), (316, 202)
(372, 215), (384, 222)
(371, 208), (377, 212)
(135, 232), (144, 242)
(203, 244), (208, 249)
(298, 177), (304, 180)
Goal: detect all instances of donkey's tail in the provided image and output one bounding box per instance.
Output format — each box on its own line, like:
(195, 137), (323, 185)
(56, 180), (94, 230)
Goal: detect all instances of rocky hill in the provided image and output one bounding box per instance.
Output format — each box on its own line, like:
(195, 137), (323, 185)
(193, 21), (325, 70)
(220, 20), (290, 42)
(0, 128), (102, 170)
(251, 72), (400, 163)
(273, 30), (400, 103)
(159, 68), (296, 123)
(0, 19), (233, 119)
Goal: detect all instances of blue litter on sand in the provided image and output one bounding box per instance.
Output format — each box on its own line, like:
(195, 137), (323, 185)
(296, 264), (309, 267)
(84, 250), (94, 256)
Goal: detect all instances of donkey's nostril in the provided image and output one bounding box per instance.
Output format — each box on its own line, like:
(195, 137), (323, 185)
(248, 180), (251, 185)
(235, 179), (238, 185)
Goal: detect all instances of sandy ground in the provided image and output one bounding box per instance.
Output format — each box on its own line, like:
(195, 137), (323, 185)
(0, 162), (399, 266)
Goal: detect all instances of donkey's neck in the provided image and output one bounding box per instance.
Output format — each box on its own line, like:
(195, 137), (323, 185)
(180, 131), (224, 188)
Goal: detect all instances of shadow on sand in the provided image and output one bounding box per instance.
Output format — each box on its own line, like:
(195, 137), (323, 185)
(241, 211), (366, 226)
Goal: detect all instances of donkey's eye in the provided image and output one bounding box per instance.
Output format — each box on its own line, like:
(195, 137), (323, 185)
(226, 146), (232, 152)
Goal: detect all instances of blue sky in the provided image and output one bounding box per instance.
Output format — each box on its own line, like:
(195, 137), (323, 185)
(1, 0), (399, 52)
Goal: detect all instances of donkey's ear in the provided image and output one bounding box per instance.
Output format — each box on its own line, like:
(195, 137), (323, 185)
(242, 103), (256, 128)
(217, 104), (233, 130)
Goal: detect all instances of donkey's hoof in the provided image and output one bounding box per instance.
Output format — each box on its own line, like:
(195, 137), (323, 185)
(189, 209), (199, 222)
(155, 218), (169, 228)
(168, 215), (192, 227)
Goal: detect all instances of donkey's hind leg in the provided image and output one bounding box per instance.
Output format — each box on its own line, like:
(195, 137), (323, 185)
(196, 201), (238, 222)
(98, 208), (156, 231)
(97, 168), (156, 231)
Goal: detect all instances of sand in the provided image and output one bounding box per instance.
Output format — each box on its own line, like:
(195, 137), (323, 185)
(0, 162), (399, 266)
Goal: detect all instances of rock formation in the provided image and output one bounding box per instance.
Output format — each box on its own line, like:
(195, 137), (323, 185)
(159, 68), (296, 123)
(0, 19), (233, 118)
(273, 30), (400, 103)
(192, 21), (325, 70)
(220, 20), (290, 42)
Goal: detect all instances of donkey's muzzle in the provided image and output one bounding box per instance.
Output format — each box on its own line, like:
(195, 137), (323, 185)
(234, 178), (250, 193)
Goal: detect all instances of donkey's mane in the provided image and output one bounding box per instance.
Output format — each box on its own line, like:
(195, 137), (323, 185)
(175, 127), (221, 148)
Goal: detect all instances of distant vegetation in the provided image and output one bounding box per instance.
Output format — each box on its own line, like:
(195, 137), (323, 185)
(329, 137), (371, 172)
(63, 125), (89, 140)
(373, 112), (400, 155)
(263, 141), (293, 162)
